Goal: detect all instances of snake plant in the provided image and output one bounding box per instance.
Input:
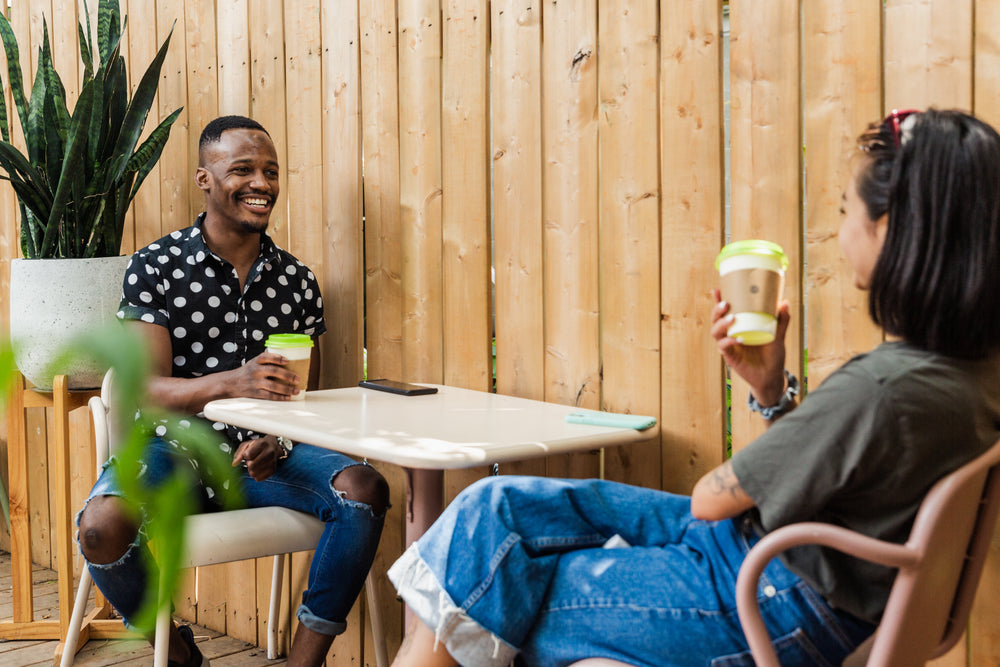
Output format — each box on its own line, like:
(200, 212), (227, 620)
(0, 0), (181, 259)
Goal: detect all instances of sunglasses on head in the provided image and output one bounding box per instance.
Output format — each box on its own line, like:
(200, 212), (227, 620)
(885, 108), (920, 148)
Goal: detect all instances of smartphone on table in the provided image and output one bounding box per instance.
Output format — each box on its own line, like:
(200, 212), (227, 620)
(358, 378), (438, 396)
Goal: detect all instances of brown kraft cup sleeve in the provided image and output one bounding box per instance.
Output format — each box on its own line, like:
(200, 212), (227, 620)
(720, 269), (783, 316)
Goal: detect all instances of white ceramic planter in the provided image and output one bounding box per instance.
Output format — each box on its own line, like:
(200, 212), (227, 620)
(9, 256), (130, 390)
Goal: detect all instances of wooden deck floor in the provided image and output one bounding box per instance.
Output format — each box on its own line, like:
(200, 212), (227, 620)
(0, 551), (285, 666)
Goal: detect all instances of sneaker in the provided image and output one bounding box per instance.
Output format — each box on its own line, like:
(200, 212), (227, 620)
(168, 625), (210, 667)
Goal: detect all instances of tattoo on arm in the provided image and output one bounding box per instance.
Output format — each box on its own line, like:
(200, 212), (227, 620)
(705, 460), (743, 499)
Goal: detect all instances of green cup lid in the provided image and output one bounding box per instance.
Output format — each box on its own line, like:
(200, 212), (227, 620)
(265, 333), (314, 349)
(715, 239), (789, 271)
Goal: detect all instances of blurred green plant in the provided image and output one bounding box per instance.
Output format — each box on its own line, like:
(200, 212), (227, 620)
(32, 324), (240, 633)
(0, 0), (181, 258)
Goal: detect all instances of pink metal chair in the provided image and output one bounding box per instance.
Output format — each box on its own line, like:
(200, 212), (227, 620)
(738, 436), (1000, 666)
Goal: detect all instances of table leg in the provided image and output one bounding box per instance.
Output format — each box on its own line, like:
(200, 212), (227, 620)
(402, 468), (444, 629)
(7, 374), (33, 623)
(404, 468), (444, 548)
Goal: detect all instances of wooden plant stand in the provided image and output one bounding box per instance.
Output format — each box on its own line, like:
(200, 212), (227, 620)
(0, 373), (132, 660)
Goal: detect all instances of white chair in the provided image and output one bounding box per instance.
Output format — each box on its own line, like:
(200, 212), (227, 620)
(61, 371), (388, 667)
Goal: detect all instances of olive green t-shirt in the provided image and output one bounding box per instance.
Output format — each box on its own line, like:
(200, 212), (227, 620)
(732, 341), (1000, 624)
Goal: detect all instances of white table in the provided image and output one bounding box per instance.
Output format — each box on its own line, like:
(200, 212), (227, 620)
(204, 384), (654, 544)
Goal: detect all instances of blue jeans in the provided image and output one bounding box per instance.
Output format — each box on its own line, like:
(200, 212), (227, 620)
(387, 476), (875, 667)
(77, 437), (386, 636)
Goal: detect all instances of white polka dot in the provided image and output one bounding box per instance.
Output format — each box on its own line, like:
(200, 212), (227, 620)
(293, 293), (302, 303)
(306, 270), (315, 280)
(192, 341), (204, 353)
(250, 300), (263, 311)
(191, 282), (203, 293)
(117, 310), (125, 318)
(146, 264), (156, 274)
(169, 246), (182, 256)
(155, 284), (165, 295)
(222, 285), (232, 295)
(293, 320), (300, 329)
(174, 296), (187, 307)
(304, 289), (313, 300)
(281, 303), (292, 314)
(225, 312), (237, 323)
(266, 287), (277, 298)
(206, 357), (219, 368)
(163, 279), (171, 291)
(149, 243), (162, 249)
(128, 274), (138, 285)
(252, 330), (264, 341)
(191, 311), (205, 323)
(196, 251), (206, 262)
(305, 315), (315, 325)
(157, 255), (169, 264)
(205, 267), (216, 278)
(172, 268), (184, 279)
(213, 421), (226, 431)
(267, 316), (279, 327)
(206, 488), (215, 499)
(209, 327), (220, 338)
(179, 419), (191, 428)
(170, 231), (182, 239)
(316, 296), (323, 308)
(139, 291), (153, 303)
(186, 256), (196, 265)
(285, 265), (297, 275)
(223, 342), (237, 353)
(208, 296), (221, 307)
(174, 356), (186, 366)
(155, 425), (167, 436)
(278, 275), (289, 286)
(174, 327), (187, 338)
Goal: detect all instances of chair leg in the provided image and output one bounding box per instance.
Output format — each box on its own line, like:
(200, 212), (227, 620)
(59, 567), (94, 667)
(366, 573), (388, 667)
(268, 553), (287, 660)
(153, 603), (172, 667)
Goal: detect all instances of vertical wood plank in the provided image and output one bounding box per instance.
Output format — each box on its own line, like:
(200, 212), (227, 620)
(491, 0), (547, 480)
(154, 0), (189, 238)
(802, 0), (882, 389)
(320, 0), (364, 390)
(360, 0), (407, 658)
(884, 0), (973, 111)
(727, 0), (803, 454)
(541, 0), (601, 480)
(597, 0), (661, 489)
(361, 0), (404, 383)
(125, 0), (162, 251)
(182, 0), (219, 225)
(658, 1), (727, 493)
(398, 0), (444, 385)
(440, 0), (491, 503)
(215, 0), (250, 115)
(248, 0), (289, 249)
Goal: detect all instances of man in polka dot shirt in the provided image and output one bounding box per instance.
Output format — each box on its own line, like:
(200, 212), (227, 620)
(75, 116), (389, 667)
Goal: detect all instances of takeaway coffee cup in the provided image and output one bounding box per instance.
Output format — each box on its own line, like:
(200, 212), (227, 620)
(265, 333), (313, 400)
(715, 240), (788, 346)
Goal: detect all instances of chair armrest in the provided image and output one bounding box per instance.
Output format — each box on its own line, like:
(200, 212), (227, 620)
(736, 522), (918, 667)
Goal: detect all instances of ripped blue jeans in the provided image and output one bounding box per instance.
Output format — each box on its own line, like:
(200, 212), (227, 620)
(388, 476), (875, 667)
(77, 437), (385, 636)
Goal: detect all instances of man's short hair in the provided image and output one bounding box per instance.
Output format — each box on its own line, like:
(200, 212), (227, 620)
(199, 115), (270, 152)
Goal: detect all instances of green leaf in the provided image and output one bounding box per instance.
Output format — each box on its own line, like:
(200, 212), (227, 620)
(40, 81), (95, 257)
(126, 107), (182, 200)
(109, 23), (176, 185)
(97, 0), (122, 65)
(0, 12), (29, 143)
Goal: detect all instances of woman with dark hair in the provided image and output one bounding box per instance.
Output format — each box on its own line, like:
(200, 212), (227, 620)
(387, 109), (1000, 667)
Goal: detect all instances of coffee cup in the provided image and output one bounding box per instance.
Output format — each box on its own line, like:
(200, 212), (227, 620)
(265, 333), (313, 400)
(715, 240), (788, 345)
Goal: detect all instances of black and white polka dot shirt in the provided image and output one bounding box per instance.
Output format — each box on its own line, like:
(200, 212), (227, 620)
(118, 213), (327, 453)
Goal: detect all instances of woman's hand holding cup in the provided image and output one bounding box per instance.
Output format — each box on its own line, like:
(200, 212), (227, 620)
(712, 288), (790, 407)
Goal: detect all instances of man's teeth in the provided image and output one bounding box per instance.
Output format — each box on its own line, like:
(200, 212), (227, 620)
(243, 197), (269, 207)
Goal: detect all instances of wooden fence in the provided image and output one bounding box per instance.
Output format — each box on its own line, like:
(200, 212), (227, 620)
(1, 0), (998, 664)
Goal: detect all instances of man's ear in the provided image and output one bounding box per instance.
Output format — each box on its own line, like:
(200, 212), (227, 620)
(195, 167), (211, 192)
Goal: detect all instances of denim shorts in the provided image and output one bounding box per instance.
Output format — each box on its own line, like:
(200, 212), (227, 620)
(388, 475), (875, 667)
